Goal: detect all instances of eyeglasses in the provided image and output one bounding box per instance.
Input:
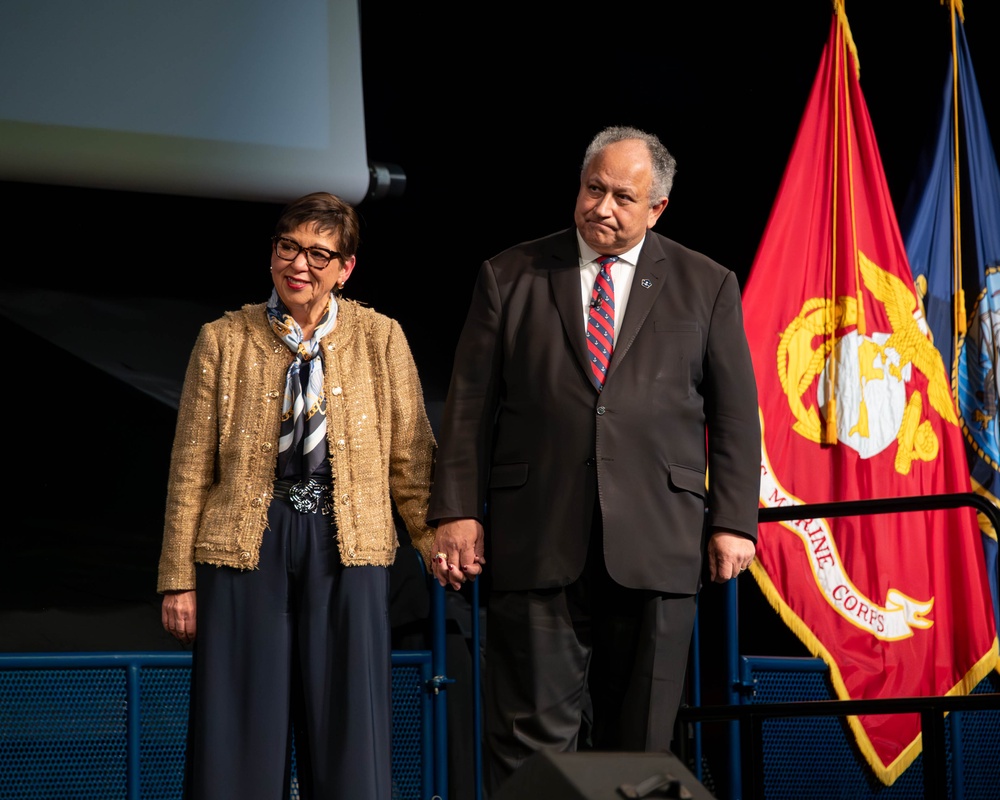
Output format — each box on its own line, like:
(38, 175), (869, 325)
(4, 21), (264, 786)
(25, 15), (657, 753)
(272, 236), (341, 269)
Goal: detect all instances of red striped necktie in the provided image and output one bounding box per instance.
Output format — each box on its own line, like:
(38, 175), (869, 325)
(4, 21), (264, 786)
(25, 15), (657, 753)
(586, 255), (618, 391)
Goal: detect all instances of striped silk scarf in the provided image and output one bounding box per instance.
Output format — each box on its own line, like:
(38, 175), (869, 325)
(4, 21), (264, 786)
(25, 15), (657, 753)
(265, 289), (339, 478)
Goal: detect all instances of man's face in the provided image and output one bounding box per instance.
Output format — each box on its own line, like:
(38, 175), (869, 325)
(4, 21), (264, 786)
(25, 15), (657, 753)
(573, 139), (668, 255)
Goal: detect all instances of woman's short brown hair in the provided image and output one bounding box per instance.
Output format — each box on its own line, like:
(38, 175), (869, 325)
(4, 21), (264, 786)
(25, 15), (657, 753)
(274, 192), (361, 257)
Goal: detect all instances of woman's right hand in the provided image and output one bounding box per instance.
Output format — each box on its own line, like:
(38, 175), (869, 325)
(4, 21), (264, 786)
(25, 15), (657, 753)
(162, 590), (197, 645)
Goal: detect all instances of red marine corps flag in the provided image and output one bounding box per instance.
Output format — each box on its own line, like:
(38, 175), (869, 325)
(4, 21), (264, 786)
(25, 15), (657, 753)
(741, 2), (998, 785)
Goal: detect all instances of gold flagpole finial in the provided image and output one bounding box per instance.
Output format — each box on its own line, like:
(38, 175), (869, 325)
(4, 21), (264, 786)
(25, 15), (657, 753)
(941, 0), (965, 25)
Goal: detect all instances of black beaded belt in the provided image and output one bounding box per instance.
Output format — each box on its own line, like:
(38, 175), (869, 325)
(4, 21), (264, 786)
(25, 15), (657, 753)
(272, 478), (332, 514)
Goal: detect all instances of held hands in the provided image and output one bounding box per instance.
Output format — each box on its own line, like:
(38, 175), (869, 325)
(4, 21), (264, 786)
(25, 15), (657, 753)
(162, 590), (197, 645)
(432, 518), (486, 590)
(707, 531), (755, 583)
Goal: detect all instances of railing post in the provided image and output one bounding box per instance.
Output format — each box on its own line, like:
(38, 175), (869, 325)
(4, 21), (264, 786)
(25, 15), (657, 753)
(126, 660), (142, 800)
(430, 578), (449, 800)
(725, 578), (742, 800)
(472, 577), (483, 800)
(920, 708), (947, 800)
(688, 598), (703, 785)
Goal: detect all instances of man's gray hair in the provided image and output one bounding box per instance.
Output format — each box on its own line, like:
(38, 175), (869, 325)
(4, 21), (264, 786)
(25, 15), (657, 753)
(582, 126), (677, 204)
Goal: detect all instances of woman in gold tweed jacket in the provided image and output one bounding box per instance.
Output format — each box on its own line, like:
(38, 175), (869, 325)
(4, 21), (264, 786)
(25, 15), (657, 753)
(157, 192), (436, 800)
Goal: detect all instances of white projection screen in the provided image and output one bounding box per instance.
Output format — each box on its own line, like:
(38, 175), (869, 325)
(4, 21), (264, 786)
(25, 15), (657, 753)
(0, 0), (371, 204)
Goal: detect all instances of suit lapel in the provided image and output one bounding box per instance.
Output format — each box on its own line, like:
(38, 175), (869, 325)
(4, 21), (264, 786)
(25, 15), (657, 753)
(605, 233), (668, 384)
(548, 230), (595, 382)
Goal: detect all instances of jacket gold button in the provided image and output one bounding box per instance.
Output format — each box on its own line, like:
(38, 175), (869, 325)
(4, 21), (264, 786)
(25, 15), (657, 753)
(251, 497), (263, 508)
(239, 551), (251, 562)
(261, 442), (272, 452)
(332, 387), (343, 396)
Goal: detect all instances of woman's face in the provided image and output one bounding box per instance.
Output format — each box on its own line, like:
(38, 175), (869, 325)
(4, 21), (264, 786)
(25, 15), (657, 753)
(270, 223), (356, 313)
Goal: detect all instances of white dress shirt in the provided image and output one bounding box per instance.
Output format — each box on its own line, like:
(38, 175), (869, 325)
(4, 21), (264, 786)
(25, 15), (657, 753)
(575, 230), (646, 339)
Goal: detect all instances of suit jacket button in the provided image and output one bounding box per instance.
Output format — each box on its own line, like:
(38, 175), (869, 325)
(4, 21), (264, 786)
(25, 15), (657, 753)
(596, 406), (606, 415)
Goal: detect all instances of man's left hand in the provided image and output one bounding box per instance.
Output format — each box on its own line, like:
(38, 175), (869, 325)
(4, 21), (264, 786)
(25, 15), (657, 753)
(707, 531), (755, 583)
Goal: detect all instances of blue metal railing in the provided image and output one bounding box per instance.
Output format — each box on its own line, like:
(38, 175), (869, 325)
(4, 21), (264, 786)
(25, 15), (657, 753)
(0, 648), (440, 800)
(680, 491), (1000, 800)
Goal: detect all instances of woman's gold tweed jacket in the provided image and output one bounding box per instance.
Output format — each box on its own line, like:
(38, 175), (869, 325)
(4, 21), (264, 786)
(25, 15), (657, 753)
(157, 299), (436, 593)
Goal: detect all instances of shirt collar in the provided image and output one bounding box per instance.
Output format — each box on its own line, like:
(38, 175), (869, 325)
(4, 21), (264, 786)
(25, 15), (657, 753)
(575, 229), (646, 267)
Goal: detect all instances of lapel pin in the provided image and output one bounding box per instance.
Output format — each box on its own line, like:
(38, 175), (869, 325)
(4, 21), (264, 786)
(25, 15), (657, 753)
(640, 278), (652, 289)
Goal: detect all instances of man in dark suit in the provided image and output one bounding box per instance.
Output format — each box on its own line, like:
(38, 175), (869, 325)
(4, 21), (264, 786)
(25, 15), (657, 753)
(427, 126), (760, 795)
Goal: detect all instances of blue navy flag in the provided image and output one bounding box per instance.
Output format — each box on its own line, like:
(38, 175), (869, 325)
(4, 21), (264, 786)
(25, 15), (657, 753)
(902, 18), (1000, 639)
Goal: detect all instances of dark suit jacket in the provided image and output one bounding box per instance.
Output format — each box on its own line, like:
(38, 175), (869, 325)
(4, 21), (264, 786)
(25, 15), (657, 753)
(428, 228), (760, 594)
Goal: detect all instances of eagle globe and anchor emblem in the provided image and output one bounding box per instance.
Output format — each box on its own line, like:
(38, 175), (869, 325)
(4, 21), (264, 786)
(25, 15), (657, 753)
(779, 251), (956, 469)
(766, 250), (951, 638)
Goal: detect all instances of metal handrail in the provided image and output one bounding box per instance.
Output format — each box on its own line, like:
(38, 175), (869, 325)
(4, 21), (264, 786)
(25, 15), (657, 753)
(757, 490), (1000, 528)
(680, 689), (1000, 799)
(682, 491), (1000, 800)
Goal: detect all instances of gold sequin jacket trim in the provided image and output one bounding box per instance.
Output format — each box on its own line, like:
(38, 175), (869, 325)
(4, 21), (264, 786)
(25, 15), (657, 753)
(157, 299), (437, 592)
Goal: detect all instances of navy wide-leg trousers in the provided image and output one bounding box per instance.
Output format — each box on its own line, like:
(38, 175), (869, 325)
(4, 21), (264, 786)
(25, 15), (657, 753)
(185, 500), (392, 800)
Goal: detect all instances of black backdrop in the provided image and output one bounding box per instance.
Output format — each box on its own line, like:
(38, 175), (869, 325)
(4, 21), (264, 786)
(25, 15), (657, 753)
(2, 1), (997, 664)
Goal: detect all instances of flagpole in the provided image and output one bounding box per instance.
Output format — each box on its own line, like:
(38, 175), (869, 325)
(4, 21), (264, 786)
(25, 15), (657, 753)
(825, 4), (845, 445)
(835, 1), (865, 345)
(949, 0), (966, 355)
